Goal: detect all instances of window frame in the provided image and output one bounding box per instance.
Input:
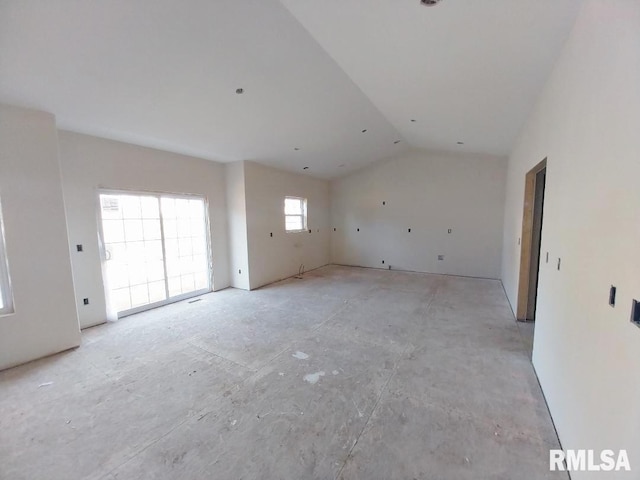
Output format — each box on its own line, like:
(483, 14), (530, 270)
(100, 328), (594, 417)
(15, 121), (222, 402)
(284, 196), (308, 233)
(0, 196), (14, 316)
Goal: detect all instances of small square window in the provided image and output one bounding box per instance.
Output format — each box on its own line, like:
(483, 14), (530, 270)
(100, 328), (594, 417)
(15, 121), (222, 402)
(284, 197), (307, 232)
(0, 196), (14, 315)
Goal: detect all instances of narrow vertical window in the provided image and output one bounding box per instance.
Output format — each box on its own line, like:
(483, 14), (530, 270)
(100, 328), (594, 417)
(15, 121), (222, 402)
(0, 197), (14, 315)
(284, 197), (307, 232)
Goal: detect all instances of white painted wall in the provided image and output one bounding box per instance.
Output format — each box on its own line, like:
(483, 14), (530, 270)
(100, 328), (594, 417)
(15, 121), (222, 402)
(58, 131), (230, 329)
(501, 1), (640, 475)
(225, 162), (250, 290)
(0, 104), (80, 370)
(244, 161), (330, 289)
(331, 149), (506, 279)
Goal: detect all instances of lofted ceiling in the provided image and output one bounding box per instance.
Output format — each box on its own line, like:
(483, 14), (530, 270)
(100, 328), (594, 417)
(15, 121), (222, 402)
(0, 0), (583, 178)
(280, 0), (584, 157)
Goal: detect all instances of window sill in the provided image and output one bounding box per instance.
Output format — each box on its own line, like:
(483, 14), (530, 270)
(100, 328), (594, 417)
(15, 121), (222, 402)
(285, 229), (307, 233)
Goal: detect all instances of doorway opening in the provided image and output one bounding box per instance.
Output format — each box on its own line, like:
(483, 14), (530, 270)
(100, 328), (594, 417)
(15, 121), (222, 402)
(99, 191), (211, 318)
(516, 158), (547, 322)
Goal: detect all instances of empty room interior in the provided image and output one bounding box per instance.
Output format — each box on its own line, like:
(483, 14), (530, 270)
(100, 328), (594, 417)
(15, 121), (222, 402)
(0, 0), (638, 479)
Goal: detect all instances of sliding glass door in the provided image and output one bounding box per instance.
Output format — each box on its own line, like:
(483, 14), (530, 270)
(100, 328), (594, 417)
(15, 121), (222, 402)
(99, 191), (210, 317)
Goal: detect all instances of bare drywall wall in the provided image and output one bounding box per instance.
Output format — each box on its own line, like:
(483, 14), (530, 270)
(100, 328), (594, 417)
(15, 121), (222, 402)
(225, 162), (250, 290)
(330, 149), (506, 279)
(58, 131), (230, 329)
(244, 161), (330, 289)
(0, 104), (80, 370)
(501, 0), (640, 474)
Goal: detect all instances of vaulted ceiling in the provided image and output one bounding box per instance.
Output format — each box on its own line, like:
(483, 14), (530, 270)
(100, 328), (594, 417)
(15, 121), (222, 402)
(0, 0), (583, 178)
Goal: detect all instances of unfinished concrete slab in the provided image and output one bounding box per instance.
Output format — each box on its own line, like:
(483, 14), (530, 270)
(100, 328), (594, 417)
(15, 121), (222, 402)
(0, 266), (564, 480)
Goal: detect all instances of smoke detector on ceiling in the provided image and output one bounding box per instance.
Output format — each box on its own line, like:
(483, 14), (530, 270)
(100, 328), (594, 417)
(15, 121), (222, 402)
(420, 0), (443, 6)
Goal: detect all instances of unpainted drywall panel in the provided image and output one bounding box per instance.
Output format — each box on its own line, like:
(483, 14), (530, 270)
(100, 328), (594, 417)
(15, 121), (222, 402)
(58, 131), (230, 329)
(244, 161), (330, 289)
(330, 149), (506, 279)
(0, 104), (80, 370)
(501, 0), (640, 474)
(225, 162), (250, 290)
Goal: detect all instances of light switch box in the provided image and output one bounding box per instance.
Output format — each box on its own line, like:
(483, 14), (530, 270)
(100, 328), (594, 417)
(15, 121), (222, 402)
(609, 286), (616, 307)
(631, 299), (640, 328)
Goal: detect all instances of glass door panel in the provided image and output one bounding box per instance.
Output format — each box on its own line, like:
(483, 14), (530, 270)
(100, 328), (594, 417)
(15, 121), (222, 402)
(160, 197), (210, 298)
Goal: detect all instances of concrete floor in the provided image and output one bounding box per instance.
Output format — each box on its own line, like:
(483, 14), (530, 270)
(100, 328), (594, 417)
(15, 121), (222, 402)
(0, 266), (564, 480)
(516, 320), (536, 358)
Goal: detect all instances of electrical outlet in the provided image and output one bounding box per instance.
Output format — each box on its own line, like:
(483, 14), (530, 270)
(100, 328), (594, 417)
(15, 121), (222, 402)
(382, 260), (385, 264)
(447, 228), (452, 234)
(408, 228), (411, 233)
(83, 298), (89, 305)
(438, 255), (444, 261)
(76, 244), (83, 252)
